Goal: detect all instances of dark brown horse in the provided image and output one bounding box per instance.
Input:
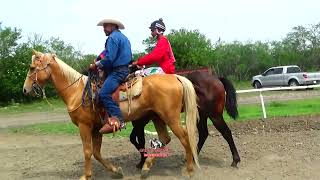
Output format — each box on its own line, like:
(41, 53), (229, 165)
(130, 70), (241, 169)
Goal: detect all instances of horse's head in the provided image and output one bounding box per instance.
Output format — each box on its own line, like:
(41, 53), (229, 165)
(23, 50), (55, 96)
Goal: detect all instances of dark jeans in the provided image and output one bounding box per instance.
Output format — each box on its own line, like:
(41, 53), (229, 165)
(99, 66), (128, 122)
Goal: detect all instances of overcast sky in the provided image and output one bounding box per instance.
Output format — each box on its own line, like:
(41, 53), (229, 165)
(1, 0), (320, 55)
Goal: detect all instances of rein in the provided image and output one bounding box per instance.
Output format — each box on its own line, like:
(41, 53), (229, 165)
(57, 74), (84, 94)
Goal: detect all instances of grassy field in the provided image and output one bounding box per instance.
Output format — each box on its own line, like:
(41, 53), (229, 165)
(234, 80), (252, 90)
(231, 99), (320, 120)
(0, 98), (65, 115)
(4, 97), (320, 136)
(8, 121), (157, 138)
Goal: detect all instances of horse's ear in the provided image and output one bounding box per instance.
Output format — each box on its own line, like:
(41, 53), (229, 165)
(32, 49), (43, 56)
(50, 53), (57, 63)
(32, 49), (38, 55)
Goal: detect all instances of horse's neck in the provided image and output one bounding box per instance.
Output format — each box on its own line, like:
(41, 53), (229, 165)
(50, 59), (87, 111)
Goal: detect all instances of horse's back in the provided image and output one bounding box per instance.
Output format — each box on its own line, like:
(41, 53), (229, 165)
(186, 71), (225, 95)
(186, 71), (226, 113)
(140, 74), (184, 109)
(142, 74), (182, 91)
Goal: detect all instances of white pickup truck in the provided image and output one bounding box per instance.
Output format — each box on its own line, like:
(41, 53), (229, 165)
(251, 65), (320, 88)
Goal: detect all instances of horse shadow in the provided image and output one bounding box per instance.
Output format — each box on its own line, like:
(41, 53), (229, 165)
(22, 151), (232, 179)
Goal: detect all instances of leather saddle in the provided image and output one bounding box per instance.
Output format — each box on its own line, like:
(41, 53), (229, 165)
(82, 70), (143, 118)
(111, 75), (143, 104)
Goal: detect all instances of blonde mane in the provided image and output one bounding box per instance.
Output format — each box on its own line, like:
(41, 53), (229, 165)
(53, 56), (84, 84)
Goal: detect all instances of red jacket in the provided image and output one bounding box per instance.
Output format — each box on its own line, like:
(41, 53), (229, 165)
(137, 36), (175, 74)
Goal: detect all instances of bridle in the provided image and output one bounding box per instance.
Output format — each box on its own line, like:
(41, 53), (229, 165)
(27, 54), (83, 97)
(27, 55), (51, 97)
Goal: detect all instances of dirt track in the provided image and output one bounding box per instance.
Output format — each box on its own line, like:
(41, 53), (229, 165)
(1, 114), (320, 179)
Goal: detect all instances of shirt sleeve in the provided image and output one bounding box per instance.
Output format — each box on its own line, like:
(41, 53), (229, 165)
(96, 37), (119, 69)
(137, 39), (166, 65)
(96, 50), (106, 61)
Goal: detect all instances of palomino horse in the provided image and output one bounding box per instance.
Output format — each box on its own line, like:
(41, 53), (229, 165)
(130, 70), (241, 169)
(22, 50), (199, 179)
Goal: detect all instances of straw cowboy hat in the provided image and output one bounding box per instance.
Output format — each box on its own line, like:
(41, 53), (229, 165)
(97, 19), (125, 29)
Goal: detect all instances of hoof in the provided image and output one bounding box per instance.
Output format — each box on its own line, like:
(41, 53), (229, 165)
(231, 159), (240, 168)
(231, 162), (237, 168)
(141, 169), (149, 179)
(181, 167), (194, 178)
(111, 167), (123, 179)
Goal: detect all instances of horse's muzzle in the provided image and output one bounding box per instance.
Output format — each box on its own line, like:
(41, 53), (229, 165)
(23, 88), (28, 95)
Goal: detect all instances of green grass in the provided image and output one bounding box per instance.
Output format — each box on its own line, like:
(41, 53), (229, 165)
(224, 98), (320, 121)
(234, 80), (252, 90)
(8, 120), (157, 137)
(0, 98), (65, 115)
(9, 121), (78, 135)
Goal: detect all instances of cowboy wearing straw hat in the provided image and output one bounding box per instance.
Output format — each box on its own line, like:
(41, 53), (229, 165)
(90, 18), (132, 134)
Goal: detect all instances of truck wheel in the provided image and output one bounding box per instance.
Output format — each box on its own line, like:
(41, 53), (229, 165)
(254, 81), (262, 89)
(289, 80), (299, 87)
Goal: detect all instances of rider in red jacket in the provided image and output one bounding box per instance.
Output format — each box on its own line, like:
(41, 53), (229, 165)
(133, 18), (175, 74)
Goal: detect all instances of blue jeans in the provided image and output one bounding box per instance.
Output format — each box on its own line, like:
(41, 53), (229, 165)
(99, 66), (129, 121)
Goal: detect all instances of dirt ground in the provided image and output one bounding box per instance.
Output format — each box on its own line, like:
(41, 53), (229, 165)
(1, 114), (320, 180)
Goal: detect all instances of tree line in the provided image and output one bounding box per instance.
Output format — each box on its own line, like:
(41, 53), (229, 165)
(1, 22), (320, 105)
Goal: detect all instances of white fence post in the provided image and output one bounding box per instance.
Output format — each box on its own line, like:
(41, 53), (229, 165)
(259, 91), (267, 119)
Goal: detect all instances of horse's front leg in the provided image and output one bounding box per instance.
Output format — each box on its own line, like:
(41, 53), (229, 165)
(92, 129), (123, 178)
(79, 123), (93, 180)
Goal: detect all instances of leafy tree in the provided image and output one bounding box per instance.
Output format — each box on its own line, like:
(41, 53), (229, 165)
(141, 28), (215, 69)
(167, 29), (214, 69)
(142, 37), (156, 53)
(0, 24), (95, 105)
(0, 26), (23, 104)
(0, 26), (21, 59)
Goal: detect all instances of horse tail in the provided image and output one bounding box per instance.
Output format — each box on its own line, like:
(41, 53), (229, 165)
(219, 77), (239, 120)
(175, 75), (200, 168)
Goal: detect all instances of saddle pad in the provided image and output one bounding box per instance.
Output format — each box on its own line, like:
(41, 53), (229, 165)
(135, 67), (165, 77)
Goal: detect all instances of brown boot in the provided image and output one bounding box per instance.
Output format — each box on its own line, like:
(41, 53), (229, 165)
(99, 116), (125, 134)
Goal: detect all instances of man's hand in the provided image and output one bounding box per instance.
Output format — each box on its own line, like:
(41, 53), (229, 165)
(132, 61), (138, 65)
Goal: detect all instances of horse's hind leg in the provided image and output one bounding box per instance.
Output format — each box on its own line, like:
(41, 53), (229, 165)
(209, 114), (241, 167)
(142, 117), (194, 177)
(92, 129), (123, 178)
(141, 115), (171, 178)
(165, 118), (194, 174)
(197, 113), (209, 154)
(152, 115), (171, 145)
